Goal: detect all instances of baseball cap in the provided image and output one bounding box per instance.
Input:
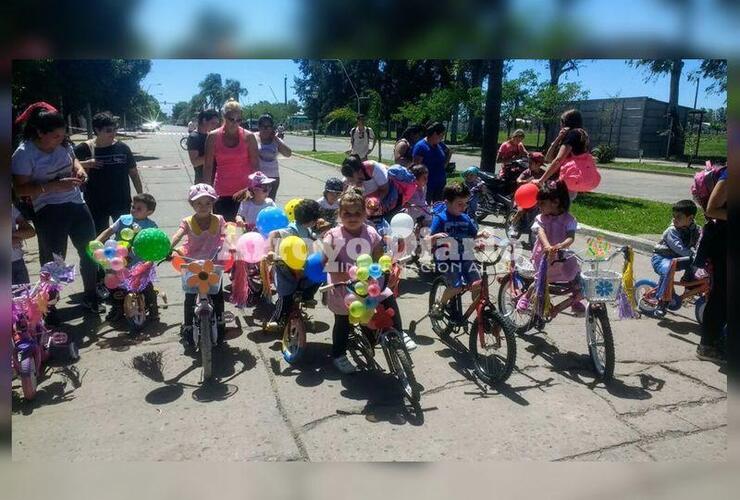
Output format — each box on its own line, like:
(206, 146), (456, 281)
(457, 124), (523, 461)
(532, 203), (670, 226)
(188, 183), (217, 201)
(248, 171), (276, 189)
(324, 177), (344, 193)
(529, 152), (545, 164)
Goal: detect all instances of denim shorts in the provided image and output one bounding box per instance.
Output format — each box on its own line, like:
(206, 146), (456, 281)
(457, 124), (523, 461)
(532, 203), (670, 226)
(436, 260), (481, 288)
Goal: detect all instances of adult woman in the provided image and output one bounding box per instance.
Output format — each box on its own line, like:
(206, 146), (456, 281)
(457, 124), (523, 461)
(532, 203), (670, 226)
(393, 125), (422, 167)
(412, 122), (448, 203)
(203, 99), (259, 221)
(496, 128), (530, 193)
(11, 102), (102, 313)
(538, 109), (589, 187)
(256, 113), (292, 199)
(74, 111), (143, 235)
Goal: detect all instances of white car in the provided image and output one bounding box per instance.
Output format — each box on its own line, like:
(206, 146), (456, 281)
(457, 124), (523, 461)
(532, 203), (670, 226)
(140, 121), (161, 132)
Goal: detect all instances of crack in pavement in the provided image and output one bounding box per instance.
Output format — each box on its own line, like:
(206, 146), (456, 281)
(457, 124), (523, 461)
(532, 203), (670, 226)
(658, 362), (727, 394)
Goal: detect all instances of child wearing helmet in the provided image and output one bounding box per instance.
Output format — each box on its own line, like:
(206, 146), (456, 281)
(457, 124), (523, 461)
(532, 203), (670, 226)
(463, 166), (484, 219)
(316, 177), (344, 226)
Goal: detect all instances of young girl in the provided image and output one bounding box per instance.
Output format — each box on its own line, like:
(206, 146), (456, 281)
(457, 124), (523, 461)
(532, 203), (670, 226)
(236, 171), (277, 230)
(406, 164), (432, 226)
(509, 152), (546, 240)
(316, 177), (343, 226)
(322, 190), (416, 374)
(170, 183), (227, 351)
(462, 166), (484, 219)
(256, 114), (292, 199)
(519, 180), (584, 315)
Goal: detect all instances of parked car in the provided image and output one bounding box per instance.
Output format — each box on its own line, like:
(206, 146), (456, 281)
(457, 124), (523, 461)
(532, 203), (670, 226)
(140, 121), (161, 132)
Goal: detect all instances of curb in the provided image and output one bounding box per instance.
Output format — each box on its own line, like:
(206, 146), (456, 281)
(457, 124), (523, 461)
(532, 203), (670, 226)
(596, 165), (695, 178)
(292, 152), (343, 170)
(577, 223), (657, 255)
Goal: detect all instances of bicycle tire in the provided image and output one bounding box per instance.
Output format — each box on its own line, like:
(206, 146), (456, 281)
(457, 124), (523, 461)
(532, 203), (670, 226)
(20, 353), (38, 400)
(585, 305), (615, 382)
(347, 327), (374, 370)
(386, 332), (420, 403)
(199, 313), (213, 381)
(180, 136), (189, 151)
(429, 277), (455, 339)
(694, 296), (706, 325)
(282, 312), (306, 364)
(468, 308), (517, 385)
(497, 274), (534, 334)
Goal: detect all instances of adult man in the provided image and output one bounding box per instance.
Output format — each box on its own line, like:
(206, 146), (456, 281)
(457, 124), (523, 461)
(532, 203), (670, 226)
(186, 109), (220, 184)
(349, 114), (376, 161)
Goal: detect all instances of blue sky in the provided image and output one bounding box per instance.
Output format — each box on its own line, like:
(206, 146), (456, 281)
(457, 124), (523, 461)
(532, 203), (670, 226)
(142, 59), (726, 115)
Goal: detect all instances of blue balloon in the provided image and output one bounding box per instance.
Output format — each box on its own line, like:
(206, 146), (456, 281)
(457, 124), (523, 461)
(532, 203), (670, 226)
(304, 252), (327, 284)
(104, 247), (117, 259)
(120, 214), (134, 226)
(364, 297), (379, 309)
(256, 207), (289, 237)
(368, 263), (382, 279)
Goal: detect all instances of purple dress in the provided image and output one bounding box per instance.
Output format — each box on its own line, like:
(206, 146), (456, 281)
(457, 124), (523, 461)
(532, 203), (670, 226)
(531, 212), (580, 283)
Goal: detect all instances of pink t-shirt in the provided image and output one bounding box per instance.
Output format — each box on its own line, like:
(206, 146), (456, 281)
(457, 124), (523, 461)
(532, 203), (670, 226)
(322, 223), (392, 315)
(213, 126), (253, 197)
(178, 214), (226, 260)
(497, 140), (525, 163)
(531, 212), (580, 283)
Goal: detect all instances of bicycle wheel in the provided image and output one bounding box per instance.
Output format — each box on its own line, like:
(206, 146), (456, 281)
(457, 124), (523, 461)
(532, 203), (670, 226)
(468, 308), (517, 385)
(429, 277), (457, 339)
(19, 353), (38, 400)
(282, 312), (306, 364)
(180, 136), (188, 150)
(497, 274), (534, 334)
(347, 326), (374, 370)
(199, 313), (213, 381)
(585, 304), (615, 382)
(386, 332), (420, 403)
(634, 279), (659, 316)
(694, 296), (706, 325)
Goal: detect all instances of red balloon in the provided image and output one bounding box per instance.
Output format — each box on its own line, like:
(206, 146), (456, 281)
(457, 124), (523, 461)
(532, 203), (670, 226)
(514, 183), (539, 209)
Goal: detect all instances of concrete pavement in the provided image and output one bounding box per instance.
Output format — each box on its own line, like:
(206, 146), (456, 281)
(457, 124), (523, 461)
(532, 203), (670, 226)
(12, 128), (726, 461)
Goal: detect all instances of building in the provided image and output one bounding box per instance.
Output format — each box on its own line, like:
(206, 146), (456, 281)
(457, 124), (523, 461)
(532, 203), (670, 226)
(566, 97), (691, 158)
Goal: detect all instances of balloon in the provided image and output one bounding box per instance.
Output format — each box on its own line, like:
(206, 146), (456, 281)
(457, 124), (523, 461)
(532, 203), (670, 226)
(104, 247), (117, 259)
(236, 232), (267, 264)
(224, 222), (240, 250)
(360, 307), (375, 324)
(364, 297), (379, 309)
(378, 255), (392, 272)
(132, 223), (141, 233)
(349, 300), (365, 318)
(93, 249), (106, 262)
(104, 239), (118, 249)
(356, 254), (372, 268)
(171, 254), (185, 272)
(87, 240), (104, 257)
(347, 266), (358, 280)
(120, 228), (134, 241)
(390, 212), (414, 239)
(116, 246), (128, 258)
(120, 241), (130, 249)
(514, 183), (539, 210)
(354, 281), (368, 297)
(367, 283), (381, 297)
(256, 207), (289, 237)
(349, 315), (361, 325)
(279, 235), (308, 270)
(284, 198), (303, 223)
(356, 266), (369, 282)
(344, 293), (358, 307)
(132, 228), (171, 262)
(304, 252), (327, 284)
(104, 273), (122, 289)
(110, 257), (125, 271)
(120, 214), (134, 226)
(368, 263), (382, 279)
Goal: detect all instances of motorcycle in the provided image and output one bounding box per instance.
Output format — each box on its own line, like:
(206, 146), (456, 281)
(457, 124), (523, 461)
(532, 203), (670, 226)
(472, 169), (516, 225)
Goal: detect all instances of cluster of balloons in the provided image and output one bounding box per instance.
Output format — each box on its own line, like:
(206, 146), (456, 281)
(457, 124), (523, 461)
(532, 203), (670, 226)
(344, 253), (393, 325)
(88, 239), (130, 272)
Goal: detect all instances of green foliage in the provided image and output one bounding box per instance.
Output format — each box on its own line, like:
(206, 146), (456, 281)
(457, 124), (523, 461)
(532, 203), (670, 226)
(243, 100), (300, 125)
(170, 101), (190, 125)
(391, 85), (470, 125)
(324, 106), (356, 127)
(592, 144), (616, 163)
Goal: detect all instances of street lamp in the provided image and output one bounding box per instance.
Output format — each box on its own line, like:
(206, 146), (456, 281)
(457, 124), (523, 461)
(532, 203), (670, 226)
(327, 59), (361, 114)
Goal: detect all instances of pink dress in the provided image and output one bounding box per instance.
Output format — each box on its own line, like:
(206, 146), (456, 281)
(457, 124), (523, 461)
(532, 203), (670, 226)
(213, 126), (253, 197)
(179, 214), (226, 260)
(322, 224), (393, 315)
(531, 212), (580, 283)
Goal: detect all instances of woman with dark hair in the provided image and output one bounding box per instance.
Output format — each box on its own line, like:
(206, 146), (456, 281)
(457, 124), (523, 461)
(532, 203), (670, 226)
(11, 102), (103, 314)
(393, 125), (422, 167)
(538, 109), (589, 185)
(255, 113), (292, 199)
(412, 122), (448, 203)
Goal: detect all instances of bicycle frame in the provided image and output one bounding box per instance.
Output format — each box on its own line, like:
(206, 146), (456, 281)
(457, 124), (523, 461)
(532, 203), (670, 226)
(661, 256), (710, 302)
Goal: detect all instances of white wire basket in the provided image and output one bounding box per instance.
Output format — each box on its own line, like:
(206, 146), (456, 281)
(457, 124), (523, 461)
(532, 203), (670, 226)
(581, 269), (622, 302)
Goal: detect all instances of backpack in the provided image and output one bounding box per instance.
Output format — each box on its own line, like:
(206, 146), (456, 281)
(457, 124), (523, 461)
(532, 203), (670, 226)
(350, 126), (371, 148)
(691, 161), (726, 211)
(559, 153), (601, 193)
(362, 162), (417, 213)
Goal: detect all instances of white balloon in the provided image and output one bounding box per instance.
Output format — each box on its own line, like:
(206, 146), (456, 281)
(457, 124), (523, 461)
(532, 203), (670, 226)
(104, 239), (118, 249)
(389, 213), (414, 239)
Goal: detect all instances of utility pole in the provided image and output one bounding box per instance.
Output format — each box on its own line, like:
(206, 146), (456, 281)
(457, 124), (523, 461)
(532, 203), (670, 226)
(284, 74), (287, 105)
(693, 76), (700, 110)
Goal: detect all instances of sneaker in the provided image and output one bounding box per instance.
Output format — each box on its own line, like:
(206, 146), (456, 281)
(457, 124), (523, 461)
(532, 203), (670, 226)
(429, 302), (444, 320)
(96, 283), (110, 300)
(516, 295), (530, 312)
(654, 302), (667, 318)
(507, 227), (520, 240)
(82, 297), (105, 314)
(402, 331), (418, 351)
(696, 345), (725, 363)
(264, 321), (282, 333)
(333, 355), (357, 374)
(571, 301), (586, 317)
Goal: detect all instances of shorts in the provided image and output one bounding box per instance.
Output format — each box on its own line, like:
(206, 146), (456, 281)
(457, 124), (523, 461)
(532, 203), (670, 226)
(437, 260), (481, 288)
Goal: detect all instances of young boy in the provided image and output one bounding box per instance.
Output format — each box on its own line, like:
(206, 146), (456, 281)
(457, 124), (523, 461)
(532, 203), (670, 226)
(428, 183), (488, 321)
(317, 177), (343, 226)
(12, 204), (36, 285)
(96, 193), (159, 323)
(463, 166), (485, 219)
(236, 171), (277, 230)
(265, 199), (324, 331)
(651, 200), (700, 317)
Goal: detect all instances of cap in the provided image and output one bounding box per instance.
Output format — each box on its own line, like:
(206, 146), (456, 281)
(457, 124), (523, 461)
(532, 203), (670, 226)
(463, 166), (480, 177)
(188, 183), (217, 202)
(529, 152), (545, 164)
(324, 177), (344, 193)
(365, 196), (382, 215)
(248, 171), (276, 188)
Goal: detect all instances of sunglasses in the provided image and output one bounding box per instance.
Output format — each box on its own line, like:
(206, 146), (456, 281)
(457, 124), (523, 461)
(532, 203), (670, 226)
(226, 116), (243, 123)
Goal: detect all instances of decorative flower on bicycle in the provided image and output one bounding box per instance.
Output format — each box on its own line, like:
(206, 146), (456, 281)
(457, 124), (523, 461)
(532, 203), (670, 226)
(186, 260), (219, 295)
(595, 280), (614, 297)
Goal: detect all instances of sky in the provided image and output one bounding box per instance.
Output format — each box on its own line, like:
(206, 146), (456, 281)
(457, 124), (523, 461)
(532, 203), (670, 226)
(141, 59), (726, 115)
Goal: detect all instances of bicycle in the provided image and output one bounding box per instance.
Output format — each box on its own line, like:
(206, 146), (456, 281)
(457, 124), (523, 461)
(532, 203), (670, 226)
(319, 281), (421, 404)
(498, 246), (631, 382)
(424, 240), (517, 386)
(179, 136), (189, 151)
(634, 257), (710, 324)
(108, 260), (167, 335)
(402, 202), (438, 274)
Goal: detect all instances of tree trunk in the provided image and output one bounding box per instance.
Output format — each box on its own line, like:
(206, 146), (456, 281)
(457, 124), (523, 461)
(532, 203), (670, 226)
(451, 103), (459, 144)
(481, 60), (504, 172)
(667, 58), (685, 158)
(467, 60), (484, 145)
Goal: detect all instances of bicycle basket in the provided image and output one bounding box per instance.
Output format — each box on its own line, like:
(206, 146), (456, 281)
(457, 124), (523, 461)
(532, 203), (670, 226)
(514, 255), (535, 279)
(581, 269), (622, 302)
(180, 265), (224, 295)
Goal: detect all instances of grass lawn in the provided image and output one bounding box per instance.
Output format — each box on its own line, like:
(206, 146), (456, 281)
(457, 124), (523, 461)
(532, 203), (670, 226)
(598, 161), (696, 176)
(296, 150), (347, 166)
(685, 133), (727, 158)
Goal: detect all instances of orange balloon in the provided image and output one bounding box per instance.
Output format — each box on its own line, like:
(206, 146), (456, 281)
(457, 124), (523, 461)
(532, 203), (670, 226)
(171, 254), (185, 272)
(514, 183), (539, 209)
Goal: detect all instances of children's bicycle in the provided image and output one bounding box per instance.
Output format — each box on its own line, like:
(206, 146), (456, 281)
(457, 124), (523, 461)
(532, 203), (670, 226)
(280, 292), (318, 364)
(634, 257), (710, 324)
(319, 282), (421, 404)
(424, 242), (517, 386)
(498, 246), (632, 382)
(108, 261), (167, 335)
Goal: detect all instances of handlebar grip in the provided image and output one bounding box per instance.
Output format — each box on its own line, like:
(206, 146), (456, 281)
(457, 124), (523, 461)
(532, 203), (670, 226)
(318, 283), (334, 293)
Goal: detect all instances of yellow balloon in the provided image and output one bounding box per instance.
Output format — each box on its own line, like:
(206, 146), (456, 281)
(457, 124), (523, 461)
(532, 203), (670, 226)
(279, 235), (308, 270)
(284, 198), (303, 223)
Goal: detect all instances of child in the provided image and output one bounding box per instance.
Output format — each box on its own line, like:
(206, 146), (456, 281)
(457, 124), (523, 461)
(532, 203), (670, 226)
(12, 204), (36, 285)
(323, 190), (416, 374)
(508, 152), (546, 240)
(236, 171), (277, 230)
(406, 164), (432, 226)
(365, 196), (391, 244)
(316, 177), (343, 226)
(265, 199), (323, 331)
(463, 166), (485, 219)
(651, 200), (700, 317)
(96, 193), (159, 323)
(170, 183), (227, 352)
(428, 183), (488, 321)
(519, 180), (583, 315)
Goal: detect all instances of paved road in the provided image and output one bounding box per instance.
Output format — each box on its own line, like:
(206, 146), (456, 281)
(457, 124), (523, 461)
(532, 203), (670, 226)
(12, 129), (726, 461)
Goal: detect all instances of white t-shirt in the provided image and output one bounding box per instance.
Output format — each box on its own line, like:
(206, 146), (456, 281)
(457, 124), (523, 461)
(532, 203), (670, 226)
(350, 126), (375, 158)
(343, 161), (388, 195)
(317, 197), (339, 211)
(12, 205), (24, 262)
(237, 198), (277, 227)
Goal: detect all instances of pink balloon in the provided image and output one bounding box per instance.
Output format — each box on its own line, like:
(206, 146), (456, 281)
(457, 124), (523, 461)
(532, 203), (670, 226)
(347, 265), (358, 280)
(344, 293), (358, 307)
(116, 246), (128, 258)
(110, 257), (125, 271)
(104, 273), (121, 289)
(236, 232), (267, 264)
(93, 249), (105, 261)
(367, 283), (381, 298)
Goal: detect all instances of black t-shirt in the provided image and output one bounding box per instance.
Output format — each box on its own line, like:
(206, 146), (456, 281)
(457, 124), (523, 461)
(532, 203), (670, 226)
(561, 129), (588, 156)
(74, 140), (135, 210)
(186, 131), (207, 157)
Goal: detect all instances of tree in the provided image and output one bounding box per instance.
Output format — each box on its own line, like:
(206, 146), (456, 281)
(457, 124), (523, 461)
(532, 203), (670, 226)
(170, 101), (190, 125)
(698, 59), (727, 96)
(480, 60), (504, 172)
(543, 59), (581, 145)
(500, 69), (538, 136)
(223, 78), (248, 102)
